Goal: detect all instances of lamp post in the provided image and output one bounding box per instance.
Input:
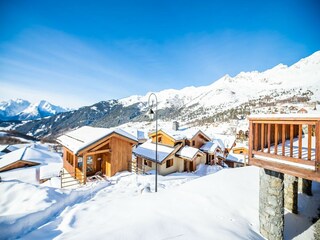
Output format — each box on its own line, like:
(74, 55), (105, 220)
(148, 93), (158, 193)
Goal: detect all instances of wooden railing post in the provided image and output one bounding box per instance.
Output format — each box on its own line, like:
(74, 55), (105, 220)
(308, 125), (312, 160)
(249, 121), (253, 161)
(298, 125), (302, 159)
(316, 121), (320, 172)
(275, 124), (278, 155)
(282, 124), (286, 156)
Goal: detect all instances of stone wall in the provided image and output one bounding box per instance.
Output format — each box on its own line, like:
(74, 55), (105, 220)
(259, 169), (284, 240)
(284, 175), (298, 214)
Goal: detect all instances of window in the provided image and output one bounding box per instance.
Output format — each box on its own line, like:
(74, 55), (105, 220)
(144, 160), (152, 167)
(166, 159), (173, 168)
(158, 136), (162, 143)
(192, 140), (195, 146)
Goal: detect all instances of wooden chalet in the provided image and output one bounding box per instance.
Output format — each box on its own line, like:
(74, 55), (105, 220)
(0, 147), (40, 172)
(248, 114), (320, 181)
(133, 128), (209, 175)
(57, 126), (138, 184)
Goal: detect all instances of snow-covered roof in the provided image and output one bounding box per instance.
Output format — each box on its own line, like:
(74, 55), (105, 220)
(211, 134), (235, 149)
(133, 141), (175, 163)
(226, 153), (246, 164)
(154, 128), (210, 141)
(122, 128), (148, 141)
(0, 145), (19, 152)
(200, 139), (225, 153)
(0, 145), (62, 170)
(57, 126), (137, 154)
(176, 146), (202, 160)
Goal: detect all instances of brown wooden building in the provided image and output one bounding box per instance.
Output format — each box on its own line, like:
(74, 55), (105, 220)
(133, 128), (210, 175)
(57, 126), (137, 184)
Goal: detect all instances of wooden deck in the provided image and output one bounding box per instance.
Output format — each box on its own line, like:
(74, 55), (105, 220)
(248, 115), (320, 182)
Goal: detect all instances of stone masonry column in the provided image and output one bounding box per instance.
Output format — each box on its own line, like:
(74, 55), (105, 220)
(259, 168), (284, 240)
(284, 175), (298, 214)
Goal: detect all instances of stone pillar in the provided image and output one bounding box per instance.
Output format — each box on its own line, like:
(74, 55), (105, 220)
(314, 218), (320, 240)
(302, 179), (312, 196)
(259, 168), (284, 240)
(284, 174), (298, 214)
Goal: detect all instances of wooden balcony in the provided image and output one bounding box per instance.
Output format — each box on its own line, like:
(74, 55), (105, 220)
(248, 115), (320, 182)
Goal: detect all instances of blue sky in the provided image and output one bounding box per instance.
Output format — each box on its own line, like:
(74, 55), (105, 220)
(0, 0), (319, 108)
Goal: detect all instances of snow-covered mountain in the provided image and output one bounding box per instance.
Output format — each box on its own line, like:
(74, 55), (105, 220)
(119, 51), (320, 120)
(1, 51), (319, 138)
(0, 99), (68, 120)
(0, 99), (31, 119)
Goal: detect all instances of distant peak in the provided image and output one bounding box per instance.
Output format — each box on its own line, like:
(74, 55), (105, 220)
(271, 63), (288, 70)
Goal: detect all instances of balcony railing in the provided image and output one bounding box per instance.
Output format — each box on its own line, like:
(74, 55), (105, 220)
(248, 115), (320, 181)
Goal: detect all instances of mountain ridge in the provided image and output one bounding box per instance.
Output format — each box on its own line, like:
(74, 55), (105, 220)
(1, 51), (319, 138)
(0, 99), (69, 121)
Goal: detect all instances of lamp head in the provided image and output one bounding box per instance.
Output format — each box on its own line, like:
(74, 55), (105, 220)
(148, 108), (155, 119)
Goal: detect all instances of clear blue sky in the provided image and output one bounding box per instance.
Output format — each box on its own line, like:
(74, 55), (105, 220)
(0, 0), (319, 108)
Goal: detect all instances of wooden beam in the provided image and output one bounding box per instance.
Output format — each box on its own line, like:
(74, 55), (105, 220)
(252, 150), (315, 167)
(90, 140), (110, 151)
(268, 123), (271, 153)
(298, 124), (302, 159)
(83, 154), (87, 184)
(316, 121), (320, 172)
(308, 125), (312, 160)
(254, 123), (258, 151)
(261, 123), (264, 152)
(249, 121), (253, 162)
(290, 124), (294, 157)
(250, 120), (318, 125)
(249, 157), (320, 182)
(275, 124), (278, 155)
(282, 124), (286, 156)
(88, 149), (111, 155)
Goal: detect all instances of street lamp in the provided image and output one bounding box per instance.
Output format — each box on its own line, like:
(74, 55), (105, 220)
(148, 93), (158, 193)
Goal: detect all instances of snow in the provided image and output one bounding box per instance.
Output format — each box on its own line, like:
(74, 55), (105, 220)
(0, 166), (319, 239)
(133, 141), (175, 163)
(57, 126), (137, 154)
(176, 146), (201, 160)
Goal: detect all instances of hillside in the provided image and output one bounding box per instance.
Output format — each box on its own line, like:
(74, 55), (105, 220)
(1, 51), (319, 138)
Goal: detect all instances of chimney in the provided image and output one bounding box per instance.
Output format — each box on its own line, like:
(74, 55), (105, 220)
(172, 121), (179, 131)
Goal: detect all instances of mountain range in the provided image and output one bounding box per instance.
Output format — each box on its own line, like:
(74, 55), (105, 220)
(0, 51), (319, 139)
(0, 99), (68, 121)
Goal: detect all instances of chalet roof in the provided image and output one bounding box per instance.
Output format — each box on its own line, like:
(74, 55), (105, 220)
(122, 128), (148, 141)
(57, 126), (138, 154)
(200, 139), (225, 153)
(0, 145), (62, 171)
(211, 134), (236, 149)
(133, 141), (175, 163)
(152, 128), (210, 141)
(176, 146), (203, 160)
(0, 144), (19, 153)
(226, 153), (246, 164)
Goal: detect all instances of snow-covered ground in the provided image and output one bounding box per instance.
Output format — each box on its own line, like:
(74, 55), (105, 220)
(1, 165), (319, 240)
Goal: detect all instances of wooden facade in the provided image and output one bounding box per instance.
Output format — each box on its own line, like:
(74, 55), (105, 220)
(135, 129), (208, 175)
(62, 133), (137, 184)
(248, 115), (320, 182)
